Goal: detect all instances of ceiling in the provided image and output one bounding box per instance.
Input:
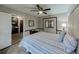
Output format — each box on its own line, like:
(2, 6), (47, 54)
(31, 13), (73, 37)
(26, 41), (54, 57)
(2, 4), (71, 17)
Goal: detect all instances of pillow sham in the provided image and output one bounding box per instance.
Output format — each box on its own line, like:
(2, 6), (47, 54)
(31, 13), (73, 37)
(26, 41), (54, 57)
(58, 31), (66, 42)
(63, 33), (77, 53)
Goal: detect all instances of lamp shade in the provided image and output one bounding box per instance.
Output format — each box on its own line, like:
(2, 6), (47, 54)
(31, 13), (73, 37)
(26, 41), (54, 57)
(62, 23), (66, 28)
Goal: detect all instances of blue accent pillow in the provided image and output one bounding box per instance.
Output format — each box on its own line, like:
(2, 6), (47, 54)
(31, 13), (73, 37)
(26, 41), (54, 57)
(63, 33), (77, 53)
(58, 31), (66, 42)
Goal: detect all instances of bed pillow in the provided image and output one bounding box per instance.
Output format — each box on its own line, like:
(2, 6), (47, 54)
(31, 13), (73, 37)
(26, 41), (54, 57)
(58, 31), (66, 42)
(63, 33), (77, 53)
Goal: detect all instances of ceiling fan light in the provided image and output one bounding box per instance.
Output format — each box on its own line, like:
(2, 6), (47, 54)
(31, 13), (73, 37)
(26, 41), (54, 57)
(39, 11), (43, 14)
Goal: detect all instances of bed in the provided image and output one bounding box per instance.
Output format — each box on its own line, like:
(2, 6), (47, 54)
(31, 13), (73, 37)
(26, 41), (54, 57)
(19, 32), (77, 54)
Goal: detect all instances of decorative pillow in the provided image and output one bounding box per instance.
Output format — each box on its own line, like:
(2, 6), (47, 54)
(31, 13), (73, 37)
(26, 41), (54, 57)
(58, 31), (66, 42)
(63, 33), (77, 53)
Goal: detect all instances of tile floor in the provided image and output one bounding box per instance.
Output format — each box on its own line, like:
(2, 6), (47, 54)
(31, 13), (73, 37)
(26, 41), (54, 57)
(0, 33), (29, 54)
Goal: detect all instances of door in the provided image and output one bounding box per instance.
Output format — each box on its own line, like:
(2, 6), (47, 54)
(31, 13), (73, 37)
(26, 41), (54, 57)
(0, 12), (11, 49)
(20, 20), (23, 39)
(20, 20), (23, 33)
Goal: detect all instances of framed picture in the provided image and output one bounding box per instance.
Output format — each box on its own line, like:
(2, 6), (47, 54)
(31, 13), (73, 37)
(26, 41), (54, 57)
(28, 20), (34, 27)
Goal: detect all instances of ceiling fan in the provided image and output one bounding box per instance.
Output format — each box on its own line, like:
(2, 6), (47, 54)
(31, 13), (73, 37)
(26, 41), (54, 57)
(31, 4), (51, 15)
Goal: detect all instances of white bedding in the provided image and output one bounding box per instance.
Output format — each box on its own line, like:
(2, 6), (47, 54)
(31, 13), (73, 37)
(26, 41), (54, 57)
(19, 32), (68, 54)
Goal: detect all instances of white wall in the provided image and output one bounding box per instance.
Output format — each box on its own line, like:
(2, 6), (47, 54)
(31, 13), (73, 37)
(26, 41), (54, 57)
(0, 12), (11, 49)
(24, 15), (38, 30)
(54, 13), (68, 31)
(43, 18), (57, 33)
(0, 5), (25, 17)
(68, 4), (78, 16)
(68, 5), (79, 39)
(37, 17), (44, 28)
(38, 13), (69, 33)
(0, 5), (39, 37)
(23, 14), (39, 36)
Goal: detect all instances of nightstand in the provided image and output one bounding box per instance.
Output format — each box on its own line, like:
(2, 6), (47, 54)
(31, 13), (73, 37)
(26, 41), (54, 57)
(57, 30), (62, 34)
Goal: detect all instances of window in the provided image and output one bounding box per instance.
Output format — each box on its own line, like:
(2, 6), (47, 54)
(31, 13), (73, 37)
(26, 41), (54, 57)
(45, 20), (54, 28)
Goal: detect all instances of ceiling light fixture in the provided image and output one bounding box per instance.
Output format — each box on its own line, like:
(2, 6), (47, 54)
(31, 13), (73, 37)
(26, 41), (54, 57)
(38, 11), (43, 14)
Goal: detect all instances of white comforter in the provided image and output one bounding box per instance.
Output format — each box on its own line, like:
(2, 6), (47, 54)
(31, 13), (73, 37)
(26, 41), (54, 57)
(19, 32), (66, 54)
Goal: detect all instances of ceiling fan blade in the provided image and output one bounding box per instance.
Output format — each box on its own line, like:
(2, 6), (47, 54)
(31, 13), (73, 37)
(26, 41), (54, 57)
(36, 4), (43, 10)
(43, 12), (47, 14)
(36, 4), (40, 10)
(31, 10), (38, 12)
(43, 8), (51, 11)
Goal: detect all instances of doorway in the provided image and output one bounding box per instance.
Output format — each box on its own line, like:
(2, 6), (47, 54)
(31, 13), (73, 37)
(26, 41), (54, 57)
(12, 16), (23, 45)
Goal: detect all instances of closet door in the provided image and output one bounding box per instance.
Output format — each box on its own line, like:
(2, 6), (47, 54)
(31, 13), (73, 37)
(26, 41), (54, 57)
(0, 12), (11, 49)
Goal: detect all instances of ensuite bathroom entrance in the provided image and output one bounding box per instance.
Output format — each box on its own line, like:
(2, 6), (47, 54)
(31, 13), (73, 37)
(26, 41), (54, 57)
(12, 16), (23, 45)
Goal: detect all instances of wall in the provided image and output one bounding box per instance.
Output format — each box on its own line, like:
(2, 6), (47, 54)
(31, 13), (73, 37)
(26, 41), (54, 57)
(0, 5), (39, 37)
(38, 17), (43, 28)
(0, 5), (25, 16)
(0, 12), (11, 49)
(43, 17), (57, 33)
(68, 5), (79, 39)
(54, 13), (68, 31)
(0, 5), (39, 50)
(23, 14), (39, 36)
(38, 13), (69, 33)
(24, 15), (38, 30)
(68, 4), (78, 16)
(0, 5), (25, 49)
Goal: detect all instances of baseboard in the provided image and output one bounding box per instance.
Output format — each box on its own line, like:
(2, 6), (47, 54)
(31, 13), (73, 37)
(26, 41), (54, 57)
(0, 45), (11, 51)
(0, 41), (20, 51)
